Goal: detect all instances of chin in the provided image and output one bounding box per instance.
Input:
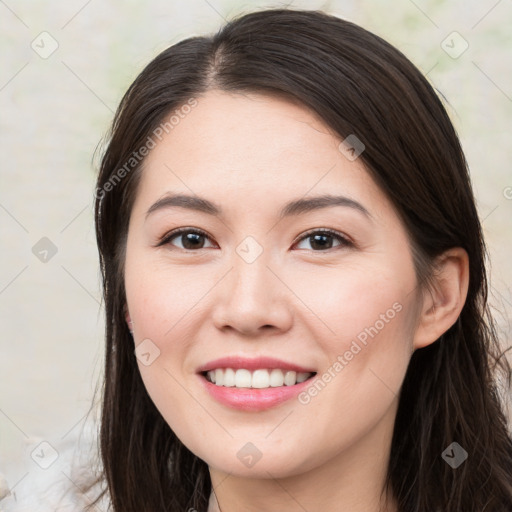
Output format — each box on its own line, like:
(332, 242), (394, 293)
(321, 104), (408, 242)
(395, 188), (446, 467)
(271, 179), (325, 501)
(189, 437), (325, 479)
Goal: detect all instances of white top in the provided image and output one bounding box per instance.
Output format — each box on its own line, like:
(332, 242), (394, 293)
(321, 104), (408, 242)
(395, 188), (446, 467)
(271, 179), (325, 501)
(0, 422), (107, 512)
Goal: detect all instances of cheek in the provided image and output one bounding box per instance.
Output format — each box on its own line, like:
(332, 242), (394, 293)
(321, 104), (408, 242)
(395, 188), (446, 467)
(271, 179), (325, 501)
(293, 260), (416, 407)
(292, 299), (414, 469)
(137, 359), (219, 464)
(124, 253), (209, 340)
(290, 257), (415, 346)
(124, 255), (212, 417)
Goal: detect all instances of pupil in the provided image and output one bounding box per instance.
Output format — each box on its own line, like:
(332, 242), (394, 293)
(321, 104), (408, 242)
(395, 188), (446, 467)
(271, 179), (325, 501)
(183, 233), (203, 249)
(311, 234), (331, 250)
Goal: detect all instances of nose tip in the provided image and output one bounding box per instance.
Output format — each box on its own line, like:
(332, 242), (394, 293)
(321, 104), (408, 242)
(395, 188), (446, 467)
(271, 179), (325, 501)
(211, 259), (293, 336)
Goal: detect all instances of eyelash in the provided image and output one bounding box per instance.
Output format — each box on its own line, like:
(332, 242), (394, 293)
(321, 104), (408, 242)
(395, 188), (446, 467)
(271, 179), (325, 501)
(156, 227), (353, 252)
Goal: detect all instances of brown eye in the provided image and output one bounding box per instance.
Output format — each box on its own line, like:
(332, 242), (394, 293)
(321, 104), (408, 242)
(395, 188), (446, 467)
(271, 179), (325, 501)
(158, 228), (215, 250)
(294, 229), (352, 251)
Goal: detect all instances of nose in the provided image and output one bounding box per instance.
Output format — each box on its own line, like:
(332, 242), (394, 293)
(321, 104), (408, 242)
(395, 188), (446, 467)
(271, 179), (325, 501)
(211, 252), (294, 337)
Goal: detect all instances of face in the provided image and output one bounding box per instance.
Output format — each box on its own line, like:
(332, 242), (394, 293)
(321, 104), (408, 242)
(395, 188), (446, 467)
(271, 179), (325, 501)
(124, 90), (423, 479)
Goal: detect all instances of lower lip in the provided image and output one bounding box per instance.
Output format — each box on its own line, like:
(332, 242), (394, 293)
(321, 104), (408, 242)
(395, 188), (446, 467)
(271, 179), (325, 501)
(199, 374), (315, 411)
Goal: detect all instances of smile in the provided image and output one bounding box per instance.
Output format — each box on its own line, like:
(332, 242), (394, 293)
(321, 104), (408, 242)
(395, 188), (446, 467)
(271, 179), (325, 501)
(197, 356), (317, 411)
(204, 368), (314, 388)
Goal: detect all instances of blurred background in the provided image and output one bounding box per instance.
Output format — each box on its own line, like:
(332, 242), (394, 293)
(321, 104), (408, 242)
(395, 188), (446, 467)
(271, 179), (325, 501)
(1, 0), (511, 505)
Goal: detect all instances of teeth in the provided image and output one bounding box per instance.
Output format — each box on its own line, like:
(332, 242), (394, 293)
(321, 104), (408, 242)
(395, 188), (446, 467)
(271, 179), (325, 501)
(205, 368), (313, 388)
(284, 371), (296, 386)
(223, 368), (236, 387)
(235, 369), (252, 388)
(269, 369), (284, 387)
(252, 369), (269, 389)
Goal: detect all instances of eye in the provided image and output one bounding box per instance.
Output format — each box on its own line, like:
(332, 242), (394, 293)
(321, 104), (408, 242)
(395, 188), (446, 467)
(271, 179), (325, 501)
(293, 228), (352, 251)
(157, 227), (352, 252)
(157, 227), (216, 250)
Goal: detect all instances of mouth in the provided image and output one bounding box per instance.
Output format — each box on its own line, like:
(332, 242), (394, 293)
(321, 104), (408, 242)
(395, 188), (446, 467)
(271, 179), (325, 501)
(202, 368), (316, 388)
(196, 357), (317, 411)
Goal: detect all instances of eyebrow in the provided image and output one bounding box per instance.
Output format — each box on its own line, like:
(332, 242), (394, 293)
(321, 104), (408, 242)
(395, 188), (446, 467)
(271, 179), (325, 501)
(145, 193), (373, 222)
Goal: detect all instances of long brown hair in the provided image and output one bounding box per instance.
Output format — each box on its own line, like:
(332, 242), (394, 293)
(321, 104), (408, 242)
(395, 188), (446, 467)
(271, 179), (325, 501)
(87, 8), (512, 511)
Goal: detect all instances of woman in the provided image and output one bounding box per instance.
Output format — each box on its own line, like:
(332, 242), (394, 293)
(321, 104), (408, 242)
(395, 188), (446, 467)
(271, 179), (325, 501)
(88, 7), (512, 511)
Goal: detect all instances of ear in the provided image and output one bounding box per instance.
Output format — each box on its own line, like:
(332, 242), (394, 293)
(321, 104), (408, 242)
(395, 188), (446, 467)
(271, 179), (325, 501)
(412, 247), (469, 350)
(124, 306), (133, 333)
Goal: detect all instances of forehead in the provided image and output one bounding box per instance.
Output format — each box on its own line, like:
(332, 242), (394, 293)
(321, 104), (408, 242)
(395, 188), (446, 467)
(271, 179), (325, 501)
(153, 90), (338, 165)
(133, 90), (393, 223)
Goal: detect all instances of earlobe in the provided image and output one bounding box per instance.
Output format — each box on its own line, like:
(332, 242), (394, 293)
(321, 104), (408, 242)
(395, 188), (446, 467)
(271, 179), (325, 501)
(412, 247), (469, 350)
(125, 307), (134, 335)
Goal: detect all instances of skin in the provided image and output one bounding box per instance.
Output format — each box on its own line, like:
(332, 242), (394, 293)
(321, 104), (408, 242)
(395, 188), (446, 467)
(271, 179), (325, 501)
(124, 90), (469, 512)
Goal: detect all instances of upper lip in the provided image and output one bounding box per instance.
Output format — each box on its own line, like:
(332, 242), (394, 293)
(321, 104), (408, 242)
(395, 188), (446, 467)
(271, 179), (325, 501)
(196, 356), (316, 374)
